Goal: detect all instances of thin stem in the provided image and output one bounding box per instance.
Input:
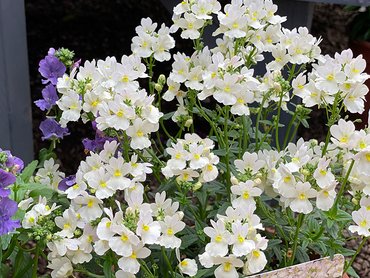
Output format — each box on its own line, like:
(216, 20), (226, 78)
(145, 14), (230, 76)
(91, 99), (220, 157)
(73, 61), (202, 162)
(139, 260), (155, 278)
(274, 91), (284, 152)
(223, 106), (231, 201)
(288, 213), (304, 266)
(32, 245), (40, 278)
(74, 268), (105, 278)
(330, 159), (355, 216)
(283, 109), (298, 148)
(162, 247), (174, 276)
(344, 236), (368, 273)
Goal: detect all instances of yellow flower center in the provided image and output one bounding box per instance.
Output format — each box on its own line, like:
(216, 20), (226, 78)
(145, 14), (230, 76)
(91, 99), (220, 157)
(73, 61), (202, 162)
(116, 110), (124, 117)
(366, 153), (370, 162)
(167, 228), (174, 236)
(106, 221), (112, 228)
(121, 234), (128, 241)
(359, 141), (366, 149)
(323, 191), (329, 197)
(207, 164), (213, 171)
(224, 86), (231, 93)
(326, 74), (334, 81)
(143, 225), (150, 232)
(237, 235), (245, 243)
(193, 154), (200, 160)
(130, 252), (137, 259)
(91, 100), (99, 107)
(232, 23), (239, 29)
(360, 220), (367, 227)
(223, 262), (232, 272)
(298, 193), (306, 200)
(73, 184), (80, 189)
(114, 169), (121, 177)
(63, 223), (71, 229)
(29, 217), (35, 223)
(180, 260), (188, 267)
(319, 169), (327, 176)
(340, 136), (348, 143)
(100, 182), (107, 188)
(243, 191), (250, 200)
(215, 235), (223, 243)
(253, 250), (260, 258)
(283, 176), (291, 183)
(136, 130), (144, 137)
(87, 199), (94, 208)
(121, 75), (129, 83)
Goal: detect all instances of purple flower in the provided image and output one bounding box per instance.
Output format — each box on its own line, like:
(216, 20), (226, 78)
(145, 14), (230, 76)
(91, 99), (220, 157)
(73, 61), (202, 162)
(58, 175), (76, 191)
(0, 197), (20, 235)
(38, 55), (66, 85)
(48, 48), (56, 56)
(34, 84), (58, 111)
(0, 169), (16, 197)
(39, 118), (70, 141)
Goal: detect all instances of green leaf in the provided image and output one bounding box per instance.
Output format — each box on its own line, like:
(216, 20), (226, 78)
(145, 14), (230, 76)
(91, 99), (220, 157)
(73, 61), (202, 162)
(296, 246), (310, 263)
(346, 266), (360, 278)
(162, 112), (174, 120)
(29, 186), (54, 199)
(194, 268), (215, 278)
(1, 234), (13, 250)
(336, 209), (352, 222)
(20, 160), (38, 183)
(180, 234), (199, 249)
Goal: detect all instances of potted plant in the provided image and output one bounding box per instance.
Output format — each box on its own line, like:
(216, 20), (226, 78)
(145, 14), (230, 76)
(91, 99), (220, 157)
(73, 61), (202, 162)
(1, 1), (370, 277)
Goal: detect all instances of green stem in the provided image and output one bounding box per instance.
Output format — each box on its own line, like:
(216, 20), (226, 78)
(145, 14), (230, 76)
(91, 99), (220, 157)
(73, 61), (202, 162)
(282, 109), (298, 148)
(255, 97), (266, 151)
(161, 247), (174, 276)
(344, 236), (368, 273)
(75, 268), (105, 278)
(288, 213), (304, 266)
(274, 91), (284, 152)
(139, 260), (155, 278)
(223, 106), (231, 201)
(330, 159), (355, 216)
(32, 245), (40, 278)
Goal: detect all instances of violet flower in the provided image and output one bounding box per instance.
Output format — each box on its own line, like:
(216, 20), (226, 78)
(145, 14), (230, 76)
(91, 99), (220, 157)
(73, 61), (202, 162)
(0, 197), (20, 235)
(34, 84), (59, 111)
(38, 55), (66, 85)
(58, 175), (76, 191)
(39, 118), (70, 141)
(0, 169), (16, 197)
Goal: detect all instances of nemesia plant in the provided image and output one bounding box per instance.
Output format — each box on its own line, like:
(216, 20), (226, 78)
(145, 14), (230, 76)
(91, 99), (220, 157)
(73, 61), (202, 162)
(1, 0), (370, 277)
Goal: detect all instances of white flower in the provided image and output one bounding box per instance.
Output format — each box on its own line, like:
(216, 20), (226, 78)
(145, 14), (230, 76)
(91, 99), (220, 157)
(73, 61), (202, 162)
(55, 208), (77, 238)
(48, 257), (73, 278)
(330, 119), (356, 149)
(231, 181), (263, 209)
(213, 255), (244, 278)
(176, 13), (204, 40)
(231, 221), (255, 256)
(313, 157), (335, 188)
(159, 215), (185, 248)
(285, 181), (317, 214)
(349, 207), (370, 237)
(109, 225), (140, 257)
(235, 152), (265, 175)
(176, 248), (198, 277)
(74, 193), (103, 221)
(244, 236), (268, 275)
(126, 118), (157, 149)
(136, 212), (161, 244)
(117, 243), (151, 274)
(204, 220), (231, 257)
(57, 91), (82, 127)
(86, 167), (115, 199)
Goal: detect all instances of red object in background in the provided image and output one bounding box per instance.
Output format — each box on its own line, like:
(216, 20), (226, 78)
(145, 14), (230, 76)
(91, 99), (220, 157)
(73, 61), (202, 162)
(350, 40), (370, 130)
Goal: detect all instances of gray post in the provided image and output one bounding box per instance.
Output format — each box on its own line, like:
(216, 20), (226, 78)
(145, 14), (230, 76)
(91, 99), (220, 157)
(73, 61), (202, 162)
(0, 0), (34, 163)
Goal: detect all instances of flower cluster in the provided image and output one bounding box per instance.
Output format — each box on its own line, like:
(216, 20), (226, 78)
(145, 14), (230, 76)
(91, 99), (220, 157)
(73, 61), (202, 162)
(35, 48), (71, 141)
(34, 141), (192, 277)
(162, 133), (219, 184)
(131, 18), (175, 61)
(200, 202), (267, 277)
(0, 149), (23, 235)
(293, 49), (369, 113)
(56, 54), (163, 149)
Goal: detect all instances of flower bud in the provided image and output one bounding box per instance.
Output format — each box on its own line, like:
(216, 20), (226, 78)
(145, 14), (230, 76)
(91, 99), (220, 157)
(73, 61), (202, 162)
(193, 182), (202, 191)
(185, 118), (193, 128)
(158, 74), (166, 85)
(155, 83), (163, 92)
(231, 176), (239, 185)
(352, 198), (359, 205)
(254, 178), (262, 185)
